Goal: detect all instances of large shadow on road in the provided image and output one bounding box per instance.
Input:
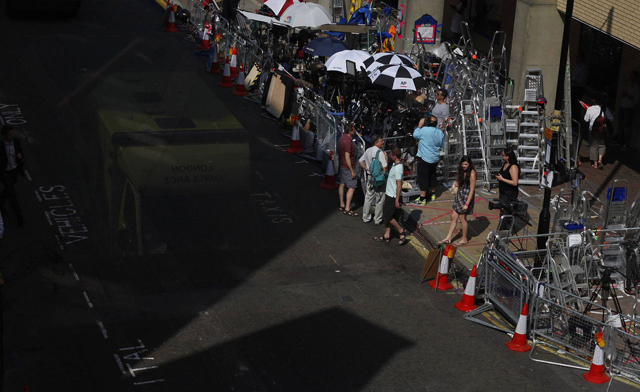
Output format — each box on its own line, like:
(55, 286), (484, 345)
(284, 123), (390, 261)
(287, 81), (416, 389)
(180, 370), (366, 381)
(162, 308), (414, 391)
(0, 2), (422, 390)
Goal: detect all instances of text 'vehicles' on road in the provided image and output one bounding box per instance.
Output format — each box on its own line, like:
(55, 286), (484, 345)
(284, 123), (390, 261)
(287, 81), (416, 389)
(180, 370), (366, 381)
(35, 185), (88, 249)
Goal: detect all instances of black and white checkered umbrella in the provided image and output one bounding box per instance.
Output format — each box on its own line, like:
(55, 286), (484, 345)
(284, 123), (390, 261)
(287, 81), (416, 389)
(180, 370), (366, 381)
(368, 64), (426, 91)
(363, 53), (416, 73)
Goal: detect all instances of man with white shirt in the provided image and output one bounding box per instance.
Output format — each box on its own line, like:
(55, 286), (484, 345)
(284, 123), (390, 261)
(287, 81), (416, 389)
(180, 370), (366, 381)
(359, 134), (388, 225)
(431, 88), (450, 129)
(0, 125), (25, 225)
(584, 96), (612, 169)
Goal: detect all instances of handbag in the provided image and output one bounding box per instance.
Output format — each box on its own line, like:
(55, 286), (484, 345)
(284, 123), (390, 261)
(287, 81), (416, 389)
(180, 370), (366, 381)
(449, 182), (459, 194)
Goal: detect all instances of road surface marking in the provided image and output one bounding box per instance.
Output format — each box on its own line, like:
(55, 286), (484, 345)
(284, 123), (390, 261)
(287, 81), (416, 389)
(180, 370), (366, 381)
(96, 320), (108, 338)
(68, 263), (80, 281)
(113, 354), (127, 375)
(133, 379), (165, 386)
(83, 291), (93, 308)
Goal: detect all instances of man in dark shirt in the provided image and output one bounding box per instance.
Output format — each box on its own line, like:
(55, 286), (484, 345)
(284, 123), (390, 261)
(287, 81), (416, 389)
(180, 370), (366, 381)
(0, 125), (25, 225)
(338, 123), (358, 216)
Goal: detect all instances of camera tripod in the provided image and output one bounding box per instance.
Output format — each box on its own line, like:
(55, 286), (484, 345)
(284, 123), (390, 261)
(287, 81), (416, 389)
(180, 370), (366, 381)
(585, 267), (628, 332)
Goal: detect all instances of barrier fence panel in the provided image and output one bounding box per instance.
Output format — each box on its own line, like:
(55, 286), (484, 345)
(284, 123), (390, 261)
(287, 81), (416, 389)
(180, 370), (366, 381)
(610, 317), (640, 385)
(465, 247), (531, 333)
(294, 96), (341, 163)
(529, 286), (611, 370)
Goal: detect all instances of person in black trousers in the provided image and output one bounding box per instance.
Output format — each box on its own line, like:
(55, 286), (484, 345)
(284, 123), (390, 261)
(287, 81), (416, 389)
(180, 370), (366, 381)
(495, 147), (520, 207)
(0, 125), (24, 225)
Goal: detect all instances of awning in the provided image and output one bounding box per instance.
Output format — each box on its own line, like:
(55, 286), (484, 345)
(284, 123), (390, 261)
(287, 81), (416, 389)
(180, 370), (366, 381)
(237, 9), (288, 26)
(315, 24), (374, 34)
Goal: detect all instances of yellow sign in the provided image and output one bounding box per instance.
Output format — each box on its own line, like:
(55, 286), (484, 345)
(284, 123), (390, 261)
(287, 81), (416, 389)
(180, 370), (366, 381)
(544, 127), (553, 141)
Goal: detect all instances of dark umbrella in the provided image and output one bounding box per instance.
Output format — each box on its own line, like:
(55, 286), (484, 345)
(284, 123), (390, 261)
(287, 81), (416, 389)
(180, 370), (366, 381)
(369, 64), (426, 91)
(303, 37), (349, 57)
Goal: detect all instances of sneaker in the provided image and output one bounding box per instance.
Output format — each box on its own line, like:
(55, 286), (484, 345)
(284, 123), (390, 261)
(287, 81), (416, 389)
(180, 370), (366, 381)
(412, 197), (423, 204)
(430, 194), (436, 202)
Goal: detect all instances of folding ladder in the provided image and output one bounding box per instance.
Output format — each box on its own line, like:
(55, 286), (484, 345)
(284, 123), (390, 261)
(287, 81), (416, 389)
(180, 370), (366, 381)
(546, 238), (585, 311)
(483, 83), (504, 188)
(460, 100), (490, 188)
(517, 68), (544, 185)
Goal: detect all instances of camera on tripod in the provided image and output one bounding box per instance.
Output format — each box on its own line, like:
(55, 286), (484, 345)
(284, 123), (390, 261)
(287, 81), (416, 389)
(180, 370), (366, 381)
(488, 198), (528, 216)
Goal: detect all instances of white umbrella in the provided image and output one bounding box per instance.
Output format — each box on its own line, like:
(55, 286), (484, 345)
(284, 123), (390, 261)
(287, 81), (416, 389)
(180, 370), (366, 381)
(363, 52), (416, 73)
(263, 0), (299, 17)
(325, 50), (370, 74)
(279, 2), (332, 28)
(369, 64), (426, 91)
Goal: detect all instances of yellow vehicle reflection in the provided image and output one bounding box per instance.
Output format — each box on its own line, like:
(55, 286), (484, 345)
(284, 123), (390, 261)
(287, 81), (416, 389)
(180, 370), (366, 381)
(93, 72), (249, 255)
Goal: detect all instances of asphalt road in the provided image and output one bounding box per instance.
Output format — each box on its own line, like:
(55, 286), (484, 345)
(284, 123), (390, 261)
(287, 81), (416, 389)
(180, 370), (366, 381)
(0, 1), (635, 391)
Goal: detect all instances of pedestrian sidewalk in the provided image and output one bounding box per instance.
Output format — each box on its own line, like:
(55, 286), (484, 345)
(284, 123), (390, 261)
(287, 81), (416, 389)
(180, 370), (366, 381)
(402, 140), (640, 272)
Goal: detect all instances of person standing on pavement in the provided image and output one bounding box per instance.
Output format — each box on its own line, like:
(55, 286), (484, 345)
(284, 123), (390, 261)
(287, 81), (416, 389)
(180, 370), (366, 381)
(617, 71), (640, 151)
(338, 122), (359, 216)
(449, 0), (467, 44)
(584, 95), (611, 169)
(0, 125), (25, 225)
(431, 88), (450, 129)
(439, 155), (476, 246)
(374, 147), (407, 245)
(412, 114), (444, 205)
(496, 147), (519, 206)
(359, 134), (388, 225)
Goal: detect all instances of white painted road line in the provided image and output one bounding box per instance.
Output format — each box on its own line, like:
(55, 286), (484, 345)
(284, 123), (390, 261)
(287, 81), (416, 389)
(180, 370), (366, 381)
(519, 188), (531, 197)
(113, 354), (127, 375)
(34, 189), (42, 202)
(24, 169), (32, 182)
(83, 291), (93, 308)
(133, 379), (165, 386)
(68, 263), (80, 281)
(126, 363), (158, 377)
(96, 320), (108, 338)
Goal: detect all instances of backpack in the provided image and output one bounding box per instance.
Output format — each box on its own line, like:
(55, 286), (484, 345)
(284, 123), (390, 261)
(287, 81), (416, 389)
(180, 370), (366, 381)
(593, 107), (606, 133)
(370, 150), (387, 187)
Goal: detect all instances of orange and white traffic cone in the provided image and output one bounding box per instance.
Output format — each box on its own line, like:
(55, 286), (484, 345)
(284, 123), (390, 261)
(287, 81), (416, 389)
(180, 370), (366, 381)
(454, 265), (478, 312)
(165, 4), (178, 32)
(198, 21), (212, 50)
(230, 47), (238, 79)
(430, 245), (453, 290)
(209, 46), (221, 74)
(506, 303), (532, 352)
(320, 158), (340, 190)
(285, 125), (304, 154)
(583, 333), (610, 384)
(218, 56), (234, 88)
(233, 64), (248, 96)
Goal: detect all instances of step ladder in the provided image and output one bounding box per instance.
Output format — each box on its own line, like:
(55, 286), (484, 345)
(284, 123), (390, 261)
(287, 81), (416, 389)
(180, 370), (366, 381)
(487, 31), (507, 82)
(332, 0), (345, 22)
(483, 83), (504, 189)
(517, 68), (544, 185)
(605, 179), (629, 231)
(460, 100), (490, 188)
(546, 238), (585, 311)
(442, 116), (463, 184)
(503, 100), (521, 148)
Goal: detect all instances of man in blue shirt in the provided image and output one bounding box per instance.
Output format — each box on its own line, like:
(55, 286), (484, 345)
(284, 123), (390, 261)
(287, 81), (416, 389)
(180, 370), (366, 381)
(412, 114), (444, 205)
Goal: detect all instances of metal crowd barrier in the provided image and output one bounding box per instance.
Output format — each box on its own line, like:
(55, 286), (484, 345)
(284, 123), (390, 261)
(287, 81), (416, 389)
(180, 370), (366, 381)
(295, 96), (342, 163)
(465, 246), (532, 333)
(188, 0), (206, 30)
(610, 314), (640, 385)
(529, 285), (612, 371)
